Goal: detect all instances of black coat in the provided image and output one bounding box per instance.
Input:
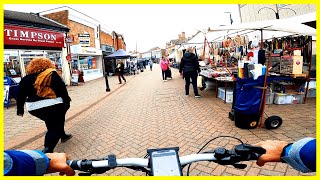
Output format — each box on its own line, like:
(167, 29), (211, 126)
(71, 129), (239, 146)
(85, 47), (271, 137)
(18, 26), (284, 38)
(17, 71), (71, 114)
(116, 63), (125, 73)
(179, 52), (200, 73)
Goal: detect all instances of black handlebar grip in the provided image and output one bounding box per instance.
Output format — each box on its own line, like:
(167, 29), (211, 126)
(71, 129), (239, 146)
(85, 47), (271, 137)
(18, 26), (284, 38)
(249, 153), (263, 160)
(66, 160), (81, 170)
(243, 144), (266, 154)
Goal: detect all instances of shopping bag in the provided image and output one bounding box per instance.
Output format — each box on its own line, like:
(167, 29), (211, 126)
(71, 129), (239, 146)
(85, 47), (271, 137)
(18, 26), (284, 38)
(165, 69), (172, 78)
(197, 75), (203, 88)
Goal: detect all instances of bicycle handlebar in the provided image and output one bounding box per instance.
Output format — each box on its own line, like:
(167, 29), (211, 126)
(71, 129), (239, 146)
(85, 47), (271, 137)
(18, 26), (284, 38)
(66, 143), (266, 176)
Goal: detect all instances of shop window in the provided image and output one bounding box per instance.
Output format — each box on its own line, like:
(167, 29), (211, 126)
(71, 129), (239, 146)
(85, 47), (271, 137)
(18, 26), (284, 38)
(4, 54), (21, 78)
(79, 56), (97, 71)
(46, 51), (62, 76)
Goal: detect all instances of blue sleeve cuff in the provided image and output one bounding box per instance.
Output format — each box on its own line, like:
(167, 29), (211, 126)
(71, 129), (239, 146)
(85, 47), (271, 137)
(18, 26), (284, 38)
(20, 150), (50, 175)
(281, 137), (315, 173)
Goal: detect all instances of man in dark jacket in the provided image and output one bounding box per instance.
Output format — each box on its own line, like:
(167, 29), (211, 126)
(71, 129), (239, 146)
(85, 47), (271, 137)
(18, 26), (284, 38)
(116, 60), (126, 84)
(179, 47), (201, 98)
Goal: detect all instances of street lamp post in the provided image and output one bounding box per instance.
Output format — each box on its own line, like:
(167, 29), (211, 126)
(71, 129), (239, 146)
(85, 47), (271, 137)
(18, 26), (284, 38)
(102, 58), (111, 92)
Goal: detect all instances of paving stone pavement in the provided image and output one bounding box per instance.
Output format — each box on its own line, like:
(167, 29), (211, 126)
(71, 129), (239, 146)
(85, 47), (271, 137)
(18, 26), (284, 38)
(4, 72), (136, 149)
(4, 64), (316, 176)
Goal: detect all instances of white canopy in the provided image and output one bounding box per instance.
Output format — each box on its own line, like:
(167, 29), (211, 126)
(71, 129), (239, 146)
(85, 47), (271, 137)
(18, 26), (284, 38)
(207, 12), (316, 41)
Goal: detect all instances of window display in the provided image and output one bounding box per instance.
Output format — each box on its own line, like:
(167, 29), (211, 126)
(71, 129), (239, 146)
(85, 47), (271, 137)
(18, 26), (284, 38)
(79, 56), (97, 71)
(4, 53), (21, 78)
(46, 51), (62, 71)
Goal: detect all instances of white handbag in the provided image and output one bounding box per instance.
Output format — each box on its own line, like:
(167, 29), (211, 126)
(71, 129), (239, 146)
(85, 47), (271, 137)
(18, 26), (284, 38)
(197, 76), (203, 88)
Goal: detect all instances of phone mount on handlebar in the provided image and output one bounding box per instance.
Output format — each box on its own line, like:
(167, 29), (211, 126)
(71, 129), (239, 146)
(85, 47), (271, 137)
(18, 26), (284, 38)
(147, 147), (182, 176)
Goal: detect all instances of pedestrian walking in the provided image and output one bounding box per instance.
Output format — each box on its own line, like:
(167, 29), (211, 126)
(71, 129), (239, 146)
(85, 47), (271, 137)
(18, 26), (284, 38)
(130, 61), (136, 75)
(16, 57), (72, 153)
(160, 56), (170, 81)
(149, 60), (153, 71)
(179, 47), (201, 98)
(116, 60), (126, 84)
(143, 60), (146, 69)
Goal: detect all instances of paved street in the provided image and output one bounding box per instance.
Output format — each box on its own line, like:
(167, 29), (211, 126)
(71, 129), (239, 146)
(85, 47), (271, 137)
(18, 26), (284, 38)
(4, 64), (316, 176)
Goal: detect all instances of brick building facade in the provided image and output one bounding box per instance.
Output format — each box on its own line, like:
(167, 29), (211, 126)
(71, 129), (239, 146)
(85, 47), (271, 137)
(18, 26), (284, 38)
(41, 7), (105, 82)
(100, 31), (113, 47)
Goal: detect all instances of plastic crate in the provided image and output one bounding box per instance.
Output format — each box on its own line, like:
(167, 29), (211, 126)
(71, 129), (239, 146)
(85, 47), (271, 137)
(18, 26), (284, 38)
(274, 93), (294, 104)
(292, 94), (304, 104)
(307, 88), (316, 97)
(218, 87), (233, 103)
(265, 92), (274, 105)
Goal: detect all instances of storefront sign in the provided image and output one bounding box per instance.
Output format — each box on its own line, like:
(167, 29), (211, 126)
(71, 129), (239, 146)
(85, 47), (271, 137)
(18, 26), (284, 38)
(71, 73), (79, 85)
(83, 69), (100, 76)
(66, 54), (72, 62)
(71, 44), (102, 56)
(4, 25), (64, 48)
(65, 36), (74, 43)
(78, 34), (90, 47)
(4, 76), (11, 108)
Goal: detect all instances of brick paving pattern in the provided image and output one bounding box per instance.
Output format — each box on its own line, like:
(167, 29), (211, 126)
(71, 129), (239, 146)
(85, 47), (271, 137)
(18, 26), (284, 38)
(4, 64), (316, 176)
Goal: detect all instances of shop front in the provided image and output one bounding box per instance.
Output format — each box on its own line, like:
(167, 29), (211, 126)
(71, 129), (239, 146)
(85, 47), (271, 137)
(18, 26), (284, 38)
(4, 24), (67, 83)
(70, 44), (103, 82)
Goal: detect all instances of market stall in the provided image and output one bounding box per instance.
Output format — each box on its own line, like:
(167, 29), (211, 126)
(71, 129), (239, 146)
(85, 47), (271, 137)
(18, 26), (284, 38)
(192, 12), (316, 105)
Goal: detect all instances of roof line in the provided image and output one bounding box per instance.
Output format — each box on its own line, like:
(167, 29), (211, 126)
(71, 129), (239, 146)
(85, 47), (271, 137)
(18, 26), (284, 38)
(38, 6), (100, 23)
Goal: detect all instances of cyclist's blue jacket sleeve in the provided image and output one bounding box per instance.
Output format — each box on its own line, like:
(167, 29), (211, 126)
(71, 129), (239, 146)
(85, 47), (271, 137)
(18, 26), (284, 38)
(4, 150), (50, 176)
(281, 137), (316, 173)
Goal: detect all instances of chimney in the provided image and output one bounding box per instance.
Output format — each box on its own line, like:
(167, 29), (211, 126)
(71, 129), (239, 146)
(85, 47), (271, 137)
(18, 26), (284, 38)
(182, 32), (185, 39)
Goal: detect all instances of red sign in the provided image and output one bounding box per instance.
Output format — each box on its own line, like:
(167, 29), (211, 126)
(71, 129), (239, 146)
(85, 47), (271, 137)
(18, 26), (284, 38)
(66, 53), (72, 61)
(65, 36), (74, 43)
(4, 25), (65, 48)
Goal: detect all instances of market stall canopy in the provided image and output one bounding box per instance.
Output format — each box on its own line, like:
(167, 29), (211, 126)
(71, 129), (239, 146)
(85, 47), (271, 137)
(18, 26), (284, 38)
(207, 12), (316, 41)
(130, 53), (139, 58)
(106, 49), (130, 59)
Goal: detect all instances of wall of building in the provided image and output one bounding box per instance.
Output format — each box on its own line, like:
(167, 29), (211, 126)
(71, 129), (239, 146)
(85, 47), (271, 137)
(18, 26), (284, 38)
(100, 31), (113, 46)
(42, 10), (69, 25)
(117, 37), (124, 50)
(239, 4), (316, 23)
(67, 20), (95, 47)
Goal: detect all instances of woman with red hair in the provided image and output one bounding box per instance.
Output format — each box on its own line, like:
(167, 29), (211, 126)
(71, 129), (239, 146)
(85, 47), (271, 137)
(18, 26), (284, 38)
(17, 58), (72, 153)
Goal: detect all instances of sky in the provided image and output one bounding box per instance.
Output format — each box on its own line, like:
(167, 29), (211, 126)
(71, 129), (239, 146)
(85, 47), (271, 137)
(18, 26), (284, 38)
(4, 4), (240, 52)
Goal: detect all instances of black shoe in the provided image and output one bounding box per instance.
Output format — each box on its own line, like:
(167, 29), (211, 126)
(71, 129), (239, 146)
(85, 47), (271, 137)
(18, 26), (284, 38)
(61, 134), (73, 143)
(42, 147), (53, 153)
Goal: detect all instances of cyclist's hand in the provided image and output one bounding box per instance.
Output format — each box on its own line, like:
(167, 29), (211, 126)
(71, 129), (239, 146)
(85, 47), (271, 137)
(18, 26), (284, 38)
(46, 153), (75, 176)
(254, 140), (289, 166)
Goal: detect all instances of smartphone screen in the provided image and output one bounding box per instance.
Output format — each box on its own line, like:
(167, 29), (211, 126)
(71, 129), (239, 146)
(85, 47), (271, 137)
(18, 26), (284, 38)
(151, 149), (181, 176)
